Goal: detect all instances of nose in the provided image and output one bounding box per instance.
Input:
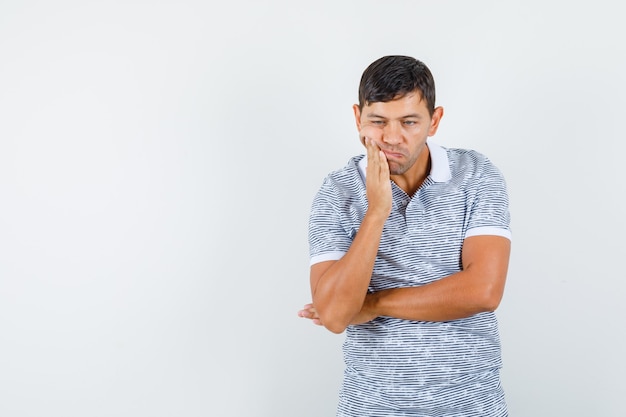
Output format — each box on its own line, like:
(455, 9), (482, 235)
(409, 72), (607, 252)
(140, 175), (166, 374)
(382, 122), (402, 145)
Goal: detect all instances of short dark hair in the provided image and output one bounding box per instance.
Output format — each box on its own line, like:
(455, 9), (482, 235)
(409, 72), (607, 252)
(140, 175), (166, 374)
(358, 55), (436, 116)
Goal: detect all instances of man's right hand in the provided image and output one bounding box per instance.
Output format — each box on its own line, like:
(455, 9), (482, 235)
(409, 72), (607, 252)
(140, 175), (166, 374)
(363, 136), (392, 219)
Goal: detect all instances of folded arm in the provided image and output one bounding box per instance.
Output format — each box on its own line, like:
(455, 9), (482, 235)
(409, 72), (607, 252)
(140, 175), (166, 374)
(301, 234), (510, 329)
(351, 234), (511, 324)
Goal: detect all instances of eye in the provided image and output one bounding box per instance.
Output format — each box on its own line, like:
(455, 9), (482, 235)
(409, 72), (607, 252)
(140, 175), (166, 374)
(403, 120), (417, 126)
(371, 120), (385, 126)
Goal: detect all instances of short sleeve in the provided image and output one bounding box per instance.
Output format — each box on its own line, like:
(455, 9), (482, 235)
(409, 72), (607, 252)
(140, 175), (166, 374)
(308, 178), (353, 265)
(465, 158), (512, 240)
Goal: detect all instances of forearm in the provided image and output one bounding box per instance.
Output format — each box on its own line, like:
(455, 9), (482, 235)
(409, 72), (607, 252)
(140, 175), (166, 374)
(312, 211), (386, 333)
(362, 270), (503, 323)
(354, 235), (510, 323)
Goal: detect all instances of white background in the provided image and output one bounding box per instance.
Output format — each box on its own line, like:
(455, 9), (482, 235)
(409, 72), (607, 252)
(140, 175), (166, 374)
(1, 1), (624, 416)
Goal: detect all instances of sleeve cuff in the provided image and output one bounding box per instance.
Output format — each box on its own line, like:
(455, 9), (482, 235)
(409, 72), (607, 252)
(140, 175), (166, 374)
(465, 226), (512, 240)
(310, 251), (345, 266)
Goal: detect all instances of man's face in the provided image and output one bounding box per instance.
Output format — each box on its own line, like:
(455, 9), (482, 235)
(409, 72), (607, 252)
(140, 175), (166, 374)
(353, 92), (443, 176)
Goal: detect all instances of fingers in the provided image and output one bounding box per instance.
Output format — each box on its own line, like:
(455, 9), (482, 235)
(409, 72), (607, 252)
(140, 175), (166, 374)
(365, 136), (386, 160)
(364, 137), (392, 218)
(298, 303), (322, 326)
(365, 137), (390, 180)
(359, 125), (382, 147)
(365, 137), (383, 173)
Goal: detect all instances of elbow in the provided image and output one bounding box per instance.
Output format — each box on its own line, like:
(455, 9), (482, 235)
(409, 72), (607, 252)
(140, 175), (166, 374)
(325, 323), (347, 334)
(482, 296), (501, 312)
(320, 315), (349, 334)
(478, 284), (504, 312)
(313, 299), (358, 334)
(317, 308), (351, 334)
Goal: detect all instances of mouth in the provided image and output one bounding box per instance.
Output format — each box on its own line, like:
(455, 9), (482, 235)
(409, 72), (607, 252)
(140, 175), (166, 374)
(381, 150), (404, 160)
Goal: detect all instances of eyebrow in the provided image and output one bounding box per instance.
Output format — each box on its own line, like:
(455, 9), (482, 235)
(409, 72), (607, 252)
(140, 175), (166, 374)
(366, 112), (423, 119)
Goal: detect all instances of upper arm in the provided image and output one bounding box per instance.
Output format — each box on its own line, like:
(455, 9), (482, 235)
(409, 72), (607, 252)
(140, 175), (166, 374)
(310, 260), (337, 298)
(461, 234), (511, 308)
(308, 180), (352, 266)
(462, 156), (511, 303)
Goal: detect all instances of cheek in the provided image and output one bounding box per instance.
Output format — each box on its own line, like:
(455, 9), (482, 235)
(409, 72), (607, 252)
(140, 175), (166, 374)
(403, 126), (424, 138)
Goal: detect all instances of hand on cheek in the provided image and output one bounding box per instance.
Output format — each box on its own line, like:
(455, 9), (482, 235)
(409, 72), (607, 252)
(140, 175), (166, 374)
(364, 136), (392, 217)
(359, 125), (383, 148)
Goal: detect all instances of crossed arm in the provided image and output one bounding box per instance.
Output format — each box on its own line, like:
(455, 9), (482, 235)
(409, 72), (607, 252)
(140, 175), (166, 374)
(298, 138), (511, 334)
(299, 234), (510, 334)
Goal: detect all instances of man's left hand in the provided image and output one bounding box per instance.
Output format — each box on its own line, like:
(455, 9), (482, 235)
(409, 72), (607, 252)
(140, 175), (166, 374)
(298, 303), (323, 326)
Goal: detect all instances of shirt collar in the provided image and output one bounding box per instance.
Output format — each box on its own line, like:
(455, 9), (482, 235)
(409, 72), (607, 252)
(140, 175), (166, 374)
(357, 139), (451, 183)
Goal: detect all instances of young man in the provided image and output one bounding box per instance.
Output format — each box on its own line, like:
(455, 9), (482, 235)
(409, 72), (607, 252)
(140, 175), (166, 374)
(298, 55), (511, 416)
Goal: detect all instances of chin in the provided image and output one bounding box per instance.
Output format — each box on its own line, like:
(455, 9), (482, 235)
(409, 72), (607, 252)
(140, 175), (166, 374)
(389, 166), (409, 176)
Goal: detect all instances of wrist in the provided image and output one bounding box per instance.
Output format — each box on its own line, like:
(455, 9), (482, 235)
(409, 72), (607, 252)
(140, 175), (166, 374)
(363, 208), (389, 225)
(363, 292), (380, 320)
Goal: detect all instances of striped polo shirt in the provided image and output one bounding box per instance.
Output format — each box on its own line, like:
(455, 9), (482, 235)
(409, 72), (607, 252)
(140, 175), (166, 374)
(308, 140), (511, 417)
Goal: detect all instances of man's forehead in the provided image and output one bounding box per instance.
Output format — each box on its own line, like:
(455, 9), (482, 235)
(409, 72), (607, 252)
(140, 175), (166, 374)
(363, 92), (428, 117)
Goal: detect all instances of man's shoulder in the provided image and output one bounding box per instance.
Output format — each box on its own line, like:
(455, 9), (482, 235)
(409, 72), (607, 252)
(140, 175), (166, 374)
(445, 146), (489, 162)
(444, 146), (501, 177)
(322, 154), (365, 185)
(313, 155), (366, 205)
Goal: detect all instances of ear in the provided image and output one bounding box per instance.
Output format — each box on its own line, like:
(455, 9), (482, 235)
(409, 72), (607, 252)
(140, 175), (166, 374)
(352, 104), (362, 131)
(428, 106), (444, 136)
